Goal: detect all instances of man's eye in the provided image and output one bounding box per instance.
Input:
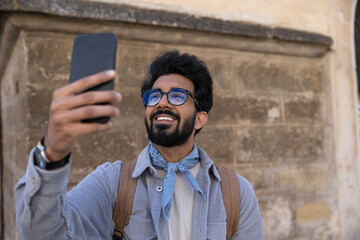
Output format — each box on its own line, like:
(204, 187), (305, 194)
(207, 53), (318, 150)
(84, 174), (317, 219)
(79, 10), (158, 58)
(150, 95), (159, 101)
(173, 94), (185, 100)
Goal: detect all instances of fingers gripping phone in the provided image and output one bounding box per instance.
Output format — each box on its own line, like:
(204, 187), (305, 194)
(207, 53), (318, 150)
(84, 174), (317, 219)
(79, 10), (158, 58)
(69, 32), (117, 124)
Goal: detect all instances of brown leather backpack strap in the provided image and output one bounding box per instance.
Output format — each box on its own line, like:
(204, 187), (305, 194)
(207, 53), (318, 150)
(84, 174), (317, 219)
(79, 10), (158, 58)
(215, 164), (241, 240)
(113, 159), (138, 239)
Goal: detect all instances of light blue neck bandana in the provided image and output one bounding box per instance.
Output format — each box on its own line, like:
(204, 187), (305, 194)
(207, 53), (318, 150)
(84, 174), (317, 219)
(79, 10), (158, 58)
(149, 142), (206, 221)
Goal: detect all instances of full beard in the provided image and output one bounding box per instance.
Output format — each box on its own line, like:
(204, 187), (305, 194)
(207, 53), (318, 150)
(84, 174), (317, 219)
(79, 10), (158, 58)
(145, 110), (196, 147)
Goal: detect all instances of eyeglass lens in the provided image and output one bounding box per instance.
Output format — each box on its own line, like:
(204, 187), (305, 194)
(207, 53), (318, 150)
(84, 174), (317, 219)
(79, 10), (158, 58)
(143, 89), (188, 107)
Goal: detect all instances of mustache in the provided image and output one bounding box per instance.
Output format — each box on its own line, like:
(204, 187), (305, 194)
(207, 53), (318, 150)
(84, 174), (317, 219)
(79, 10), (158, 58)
(150, 110), (180, 120)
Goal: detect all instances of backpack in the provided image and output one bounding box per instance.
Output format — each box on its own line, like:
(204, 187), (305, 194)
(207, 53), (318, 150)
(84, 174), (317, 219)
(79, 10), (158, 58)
(112, 159), (240, 240)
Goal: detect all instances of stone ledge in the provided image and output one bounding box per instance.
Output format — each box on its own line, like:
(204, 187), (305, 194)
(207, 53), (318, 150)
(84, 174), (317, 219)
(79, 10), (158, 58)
(0, 0), (332, 46)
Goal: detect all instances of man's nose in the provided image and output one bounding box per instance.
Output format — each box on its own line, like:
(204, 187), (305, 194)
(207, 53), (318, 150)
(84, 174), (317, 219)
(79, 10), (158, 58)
(157, 93), (171, 108)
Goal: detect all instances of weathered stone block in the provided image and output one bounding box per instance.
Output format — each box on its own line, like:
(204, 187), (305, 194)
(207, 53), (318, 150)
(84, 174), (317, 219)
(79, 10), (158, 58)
(27, 84), (52, 121)
(2, 94), (27, 135)
(116, 43), (150, 90)
(236, 59), (300, 92)
(210, 93), (281, 124)
(236, 126), (324, 162)
(2, 162), (18, 240)
(5, 131), (28, 171)
(290, 237), (334, 240)
(274, 164), (326, 193)
(26, 121), (47, 150)
(2, 35), (27, 135)
(284, 94), (322, 123)
(25, 35), (72, 85)
(300, 67), (324, 93)
(260, 197), (293, 240)
(296, 201), (330, 224)
(195, 53), (234, 91)
(236, 168), (270, 190)
(195, 126), (234, 165)
(235, 58), (324, 93)
(294, 201), (333, 239)
(2, 163), (16, 206)
(289, 238), (311, 240)
(112, 90), (145, 128)
(72, 129), (139, 169)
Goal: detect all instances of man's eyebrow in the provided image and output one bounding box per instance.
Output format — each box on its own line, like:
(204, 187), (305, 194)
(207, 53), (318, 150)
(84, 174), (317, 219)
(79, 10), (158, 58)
(151, 87), (192, 93)
(151, 87), (184, 92)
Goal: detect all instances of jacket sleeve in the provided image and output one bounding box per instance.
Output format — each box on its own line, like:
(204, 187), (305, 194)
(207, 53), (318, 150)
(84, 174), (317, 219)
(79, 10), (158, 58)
(232, 175), (264, 240)
(14, 148), (121, 240)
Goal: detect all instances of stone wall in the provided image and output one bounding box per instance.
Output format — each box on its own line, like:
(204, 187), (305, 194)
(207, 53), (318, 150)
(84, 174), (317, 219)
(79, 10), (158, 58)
(0, 3), (335, 240)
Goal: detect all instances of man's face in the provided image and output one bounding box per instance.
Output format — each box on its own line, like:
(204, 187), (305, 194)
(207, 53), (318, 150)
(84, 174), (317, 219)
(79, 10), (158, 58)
(144, 74), (198, 147)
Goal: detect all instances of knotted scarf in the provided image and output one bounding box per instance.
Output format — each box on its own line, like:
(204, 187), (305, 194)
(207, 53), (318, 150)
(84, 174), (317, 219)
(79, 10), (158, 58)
(149, 142), (206, 220)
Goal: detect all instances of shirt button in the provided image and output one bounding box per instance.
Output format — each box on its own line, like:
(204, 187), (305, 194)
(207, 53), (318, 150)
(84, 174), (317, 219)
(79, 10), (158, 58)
(31, 176), (35, 183)
(156, 186), (163, 192)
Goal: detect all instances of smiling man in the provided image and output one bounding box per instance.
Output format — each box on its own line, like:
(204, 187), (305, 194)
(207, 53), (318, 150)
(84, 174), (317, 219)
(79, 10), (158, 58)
(15, 50), (264, 239)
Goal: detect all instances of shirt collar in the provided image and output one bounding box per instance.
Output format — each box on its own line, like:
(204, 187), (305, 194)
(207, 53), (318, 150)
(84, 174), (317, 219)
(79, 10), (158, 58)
(197, 147), (221, 181)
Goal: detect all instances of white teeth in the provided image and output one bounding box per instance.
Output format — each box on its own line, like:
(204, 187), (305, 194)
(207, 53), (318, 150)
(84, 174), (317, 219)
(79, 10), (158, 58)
(157, 117), (174, 121)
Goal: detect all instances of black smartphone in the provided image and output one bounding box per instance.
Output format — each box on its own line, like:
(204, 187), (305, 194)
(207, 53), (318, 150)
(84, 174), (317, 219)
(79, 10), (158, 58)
(69, 32), (117, 123)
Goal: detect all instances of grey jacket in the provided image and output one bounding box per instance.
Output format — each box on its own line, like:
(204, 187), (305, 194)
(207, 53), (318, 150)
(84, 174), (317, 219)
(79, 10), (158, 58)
(15, 145), (264, 240)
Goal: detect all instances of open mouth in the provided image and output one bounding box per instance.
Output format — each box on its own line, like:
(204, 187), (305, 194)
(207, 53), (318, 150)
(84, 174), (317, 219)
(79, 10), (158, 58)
(151, 110), (179, 124)
(153, 115), (177, 125)
(156, 116), (175, 121)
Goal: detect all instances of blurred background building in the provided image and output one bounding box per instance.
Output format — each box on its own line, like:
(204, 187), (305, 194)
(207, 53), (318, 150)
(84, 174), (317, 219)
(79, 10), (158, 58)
(0, 0), (359, 239)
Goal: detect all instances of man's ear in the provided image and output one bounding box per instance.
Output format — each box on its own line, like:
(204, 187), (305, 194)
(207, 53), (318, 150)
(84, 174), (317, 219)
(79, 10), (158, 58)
(194, 111), (208, 130)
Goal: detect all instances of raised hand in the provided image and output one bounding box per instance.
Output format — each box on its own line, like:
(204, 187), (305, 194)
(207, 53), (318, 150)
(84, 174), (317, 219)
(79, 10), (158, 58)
(44, 70), (122, 161)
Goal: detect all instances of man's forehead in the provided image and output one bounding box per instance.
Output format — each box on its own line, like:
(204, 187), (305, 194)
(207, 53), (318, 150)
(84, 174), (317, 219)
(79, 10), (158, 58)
(152, 74), (194, 91)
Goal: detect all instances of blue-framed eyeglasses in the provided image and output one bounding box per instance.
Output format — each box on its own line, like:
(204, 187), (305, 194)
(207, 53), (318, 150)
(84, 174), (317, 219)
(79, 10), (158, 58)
(141, 88), (200, 109)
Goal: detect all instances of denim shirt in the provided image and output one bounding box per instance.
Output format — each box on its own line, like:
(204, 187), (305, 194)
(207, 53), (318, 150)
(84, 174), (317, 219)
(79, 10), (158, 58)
(15, 145), (264, 240)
